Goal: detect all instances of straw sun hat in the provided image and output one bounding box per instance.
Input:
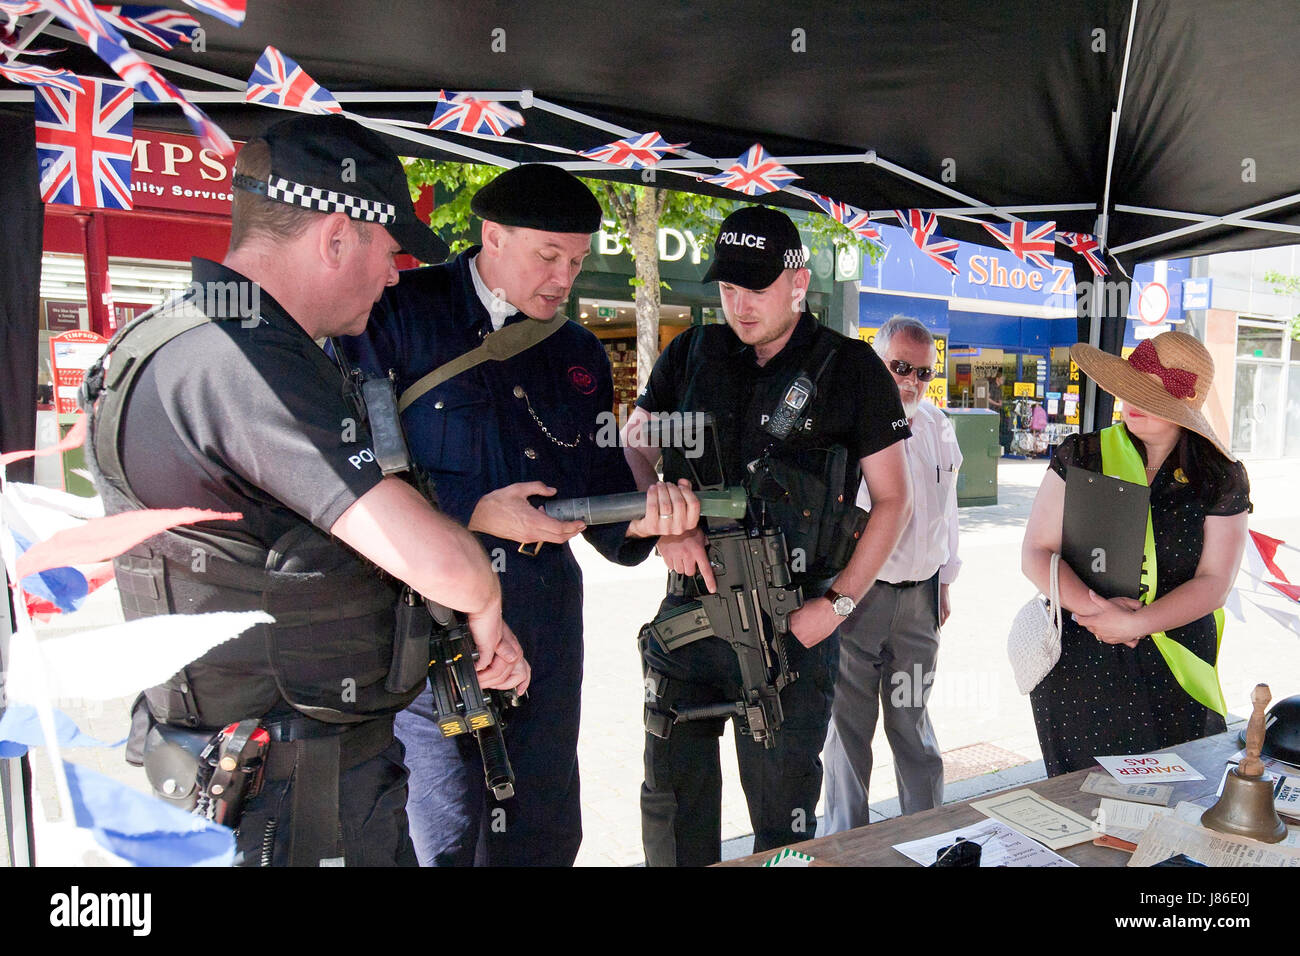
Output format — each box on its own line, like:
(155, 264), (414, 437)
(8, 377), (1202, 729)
(1069, 330), (1235, 462)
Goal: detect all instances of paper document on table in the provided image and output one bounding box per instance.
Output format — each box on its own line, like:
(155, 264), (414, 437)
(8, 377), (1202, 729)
(1080, 772), (1174, 805)
(1170, 800), (1300, 847)
(1097, 798), (1174, 843)
(892, 818), (1076, 867)
(969, 789), (1096, 850)
(1130, 815), (1300, 866)
(1095, 752), (1205, 783)
(1216, 764), (1300, 820)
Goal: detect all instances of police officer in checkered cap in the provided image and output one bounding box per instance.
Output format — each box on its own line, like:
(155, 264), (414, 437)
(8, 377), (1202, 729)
(623, 203), (915, 866)
(84, 112), (527, 866)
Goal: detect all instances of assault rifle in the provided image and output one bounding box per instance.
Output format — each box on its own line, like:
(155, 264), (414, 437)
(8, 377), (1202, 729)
(641, 502), (802, 749)
(555, 415), (802, 749)
(340, 357), (519, 800)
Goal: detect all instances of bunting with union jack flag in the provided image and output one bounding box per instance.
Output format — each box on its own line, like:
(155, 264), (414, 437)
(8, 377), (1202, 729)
(703, 143), (800, 196)
(982, 220), (1056, 269)
(894, 209), (959, 275)
(179, 0), (243, 26)
(428, 91), (524, 136)
(245, 45), (342, 114)
(96, 5), (200, 50)
(1057, 231), (1109, 277)
(34, 76), (134, 209)
(0, 59), (84, 93)
(800, 190), (883, 245)
(38, 0), (234, 154)
(0, 0), (42, 20)
(578, 131), (687, 170)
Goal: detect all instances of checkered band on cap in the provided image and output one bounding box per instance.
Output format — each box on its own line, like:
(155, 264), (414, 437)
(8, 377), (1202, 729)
(265, 176), (396, 224)
(783, 247), (806, 269)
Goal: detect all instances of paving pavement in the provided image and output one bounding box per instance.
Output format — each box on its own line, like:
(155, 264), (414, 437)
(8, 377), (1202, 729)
(6, 456), (1300, 867)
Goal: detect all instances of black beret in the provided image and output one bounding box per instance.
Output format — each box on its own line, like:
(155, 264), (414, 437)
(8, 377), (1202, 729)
(470, 164), (602, 233)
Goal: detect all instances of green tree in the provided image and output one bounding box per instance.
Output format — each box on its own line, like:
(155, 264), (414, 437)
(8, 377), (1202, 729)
(1263, 270), (1300, 341)
(404, 159), (885, 386)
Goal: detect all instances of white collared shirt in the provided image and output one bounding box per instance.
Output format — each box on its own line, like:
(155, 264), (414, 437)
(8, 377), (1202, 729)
(856, 400), (963, 585)
(468, 254), (518, 331)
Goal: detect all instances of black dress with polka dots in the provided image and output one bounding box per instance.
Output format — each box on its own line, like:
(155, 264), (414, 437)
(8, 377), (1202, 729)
(1030, 431), (1252, 777)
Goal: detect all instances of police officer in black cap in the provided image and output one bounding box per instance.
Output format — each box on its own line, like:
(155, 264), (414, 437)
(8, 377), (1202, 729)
(624, 205), (914, 866)
(338, 163), (700, 866)
(84, 113), (528, 866)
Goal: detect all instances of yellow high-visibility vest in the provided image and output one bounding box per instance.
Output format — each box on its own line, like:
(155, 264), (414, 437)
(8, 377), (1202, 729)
(1098, 423), (1227, 716)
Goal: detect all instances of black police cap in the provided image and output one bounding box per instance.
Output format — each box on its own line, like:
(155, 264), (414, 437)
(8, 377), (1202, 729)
(232, 113), (449, 264)
(470, 164), (602, 233)
(703, 205), (807, 291)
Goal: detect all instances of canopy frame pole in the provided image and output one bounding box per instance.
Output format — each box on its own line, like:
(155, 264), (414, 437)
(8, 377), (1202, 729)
(1085, 0), (1140, 432)
(870, 154), (1018, 223)
(11, 11), (54, 53)
(1112, 194), (1300, 252)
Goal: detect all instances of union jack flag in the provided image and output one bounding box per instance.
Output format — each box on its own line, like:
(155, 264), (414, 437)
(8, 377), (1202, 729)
(0, 59), (84, 93)
(96, 5), (199, 50)
(0, 1), (43, 21)
(704, 143), (800, 196)
(577, 131), (687, 170)
(803, 190), (882, 243)
(39, 0), (233, 155)
(894, 209), (959, 275)
(981, 220), (1056, 269)
(428, 91), (523, 136)
(34, 76), (133, 209)
(1057, 231), (1109, 277)
(179, 0), (242, 26)
(245, 45), (341, 114)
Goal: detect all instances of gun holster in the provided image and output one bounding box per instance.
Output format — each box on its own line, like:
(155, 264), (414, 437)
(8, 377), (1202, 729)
(142, 722), (213, 811)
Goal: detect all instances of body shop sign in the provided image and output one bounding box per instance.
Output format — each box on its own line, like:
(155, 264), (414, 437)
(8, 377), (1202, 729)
(131, 130), (240, 214)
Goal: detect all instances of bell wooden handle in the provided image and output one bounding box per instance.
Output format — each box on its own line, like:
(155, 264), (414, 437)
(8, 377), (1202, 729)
(1241, 683), (1271, 778)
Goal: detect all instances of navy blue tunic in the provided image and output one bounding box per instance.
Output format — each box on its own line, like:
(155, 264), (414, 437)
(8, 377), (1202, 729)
(337, 248), (654, 865)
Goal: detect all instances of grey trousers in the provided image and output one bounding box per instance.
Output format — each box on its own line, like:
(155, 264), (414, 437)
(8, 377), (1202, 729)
(823, 574), (945, 834)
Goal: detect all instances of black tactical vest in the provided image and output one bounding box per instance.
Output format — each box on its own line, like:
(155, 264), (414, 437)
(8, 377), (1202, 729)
(660, 322), (866, 584)
(81, 293), (420, 730)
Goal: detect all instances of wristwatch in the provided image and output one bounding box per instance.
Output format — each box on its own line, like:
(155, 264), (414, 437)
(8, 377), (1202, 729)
(824, 587), (856, 617)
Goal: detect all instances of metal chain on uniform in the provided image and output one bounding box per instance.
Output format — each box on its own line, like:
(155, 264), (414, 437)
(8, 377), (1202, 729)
(512, 384), (582, 448)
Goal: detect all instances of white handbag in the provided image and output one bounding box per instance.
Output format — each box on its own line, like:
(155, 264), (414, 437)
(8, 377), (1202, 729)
(1007, 553), (1062, 695)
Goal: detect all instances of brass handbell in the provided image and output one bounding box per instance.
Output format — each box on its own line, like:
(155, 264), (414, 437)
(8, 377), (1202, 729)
(1201, 683), (1288, 843)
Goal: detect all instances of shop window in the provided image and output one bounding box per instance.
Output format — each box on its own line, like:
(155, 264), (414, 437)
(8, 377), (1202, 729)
(1236, 323), (1284, 359)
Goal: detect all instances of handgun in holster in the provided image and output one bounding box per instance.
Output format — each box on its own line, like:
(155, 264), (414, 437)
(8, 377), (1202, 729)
(141, 717), (268, 829)
(200, 720), (270, 828)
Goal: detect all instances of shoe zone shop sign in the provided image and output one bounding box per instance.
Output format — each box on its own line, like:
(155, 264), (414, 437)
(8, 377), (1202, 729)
(858, 221), (1188, 349)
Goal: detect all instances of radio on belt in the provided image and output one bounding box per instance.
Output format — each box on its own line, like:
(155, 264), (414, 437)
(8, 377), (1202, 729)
(764, 373), (815, 439)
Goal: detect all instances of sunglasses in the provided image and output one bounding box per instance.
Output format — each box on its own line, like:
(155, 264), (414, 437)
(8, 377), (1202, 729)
(887, 359), (936, 382)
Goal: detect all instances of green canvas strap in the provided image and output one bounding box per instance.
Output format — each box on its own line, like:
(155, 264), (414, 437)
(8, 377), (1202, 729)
(1098, 423), (1227, 715)
(397, 313), (568, 413)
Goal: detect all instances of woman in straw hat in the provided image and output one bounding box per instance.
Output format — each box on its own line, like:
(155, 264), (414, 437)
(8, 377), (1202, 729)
(1020, 331), (1251, 776)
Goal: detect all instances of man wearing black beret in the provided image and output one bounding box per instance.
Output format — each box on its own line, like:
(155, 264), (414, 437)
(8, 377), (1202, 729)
(338, 164), (700, 866)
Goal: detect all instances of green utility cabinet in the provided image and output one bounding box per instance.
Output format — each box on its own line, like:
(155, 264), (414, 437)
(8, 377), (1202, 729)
(943, 408), (999, 507)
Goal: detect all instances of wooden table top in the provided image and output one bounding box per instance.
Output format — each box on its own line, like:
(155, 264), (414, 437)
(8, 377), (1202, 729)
(718, 730), (1243, 867)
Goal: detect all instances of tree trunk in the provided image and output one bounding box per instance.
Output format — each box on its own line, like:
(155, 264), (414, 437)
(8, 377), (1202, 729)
(630, 188), (664, 391)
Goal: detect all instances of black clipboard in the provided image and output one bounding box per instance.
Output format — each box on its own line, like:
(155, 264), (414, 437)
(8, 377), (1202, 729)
(1061, 468), (1149, 600)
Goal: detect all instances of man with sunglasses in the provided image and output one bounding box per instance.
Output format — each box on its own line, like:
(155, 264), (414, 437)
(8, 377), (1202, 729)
(822, 315), (963, 832)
